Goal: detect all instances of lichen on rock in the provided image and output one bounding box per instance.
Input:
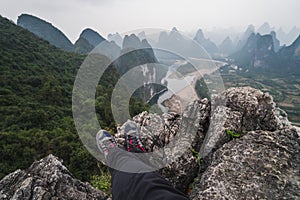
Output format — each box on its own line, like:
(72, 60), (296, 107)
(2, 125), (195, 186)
(0, 155), (110, 200)
(190, 128), (300, 200)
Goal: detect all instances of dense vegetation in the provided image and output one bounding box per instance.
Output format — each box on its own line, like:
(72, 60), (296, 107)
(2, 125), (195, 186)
(0, 15), (148, 185)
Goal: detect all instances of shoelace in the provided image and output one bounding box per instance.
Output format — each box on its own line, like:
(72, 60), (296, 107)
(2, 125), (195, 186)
(127, 135), (146, 153)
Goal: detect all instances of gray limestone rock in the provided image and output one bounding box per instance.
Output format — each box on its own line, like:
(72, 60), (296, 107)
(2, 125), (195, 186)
(201, 86), (281, 158)
(200, 106), (243, 158)
(1, 87), (298, 199)
(114, 87), (288, 194)
(190, 128), (300, 200)
(0, 155), (110, 200)
(214, 86), (281, 132)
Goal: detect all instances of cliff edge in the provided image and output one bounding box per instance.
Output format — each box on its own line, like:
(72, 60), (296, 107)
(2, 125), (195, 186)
(1, 87), (299, 199)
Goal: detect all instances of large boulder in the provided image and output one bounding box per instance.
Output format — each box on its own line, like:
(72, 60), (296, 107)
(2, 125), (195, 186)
(217, 87), (281, 131)
(190, 128), (300, 200)
(200, 86), (282, 158)
(0, 155), (110, 200)
(199, 106), (243, 158)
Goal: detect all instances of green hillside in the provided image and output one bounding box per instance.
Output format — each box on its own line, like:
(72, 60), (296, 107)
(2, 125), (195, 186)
(0, 15), (147, 183)
(0, 15), (99, 180)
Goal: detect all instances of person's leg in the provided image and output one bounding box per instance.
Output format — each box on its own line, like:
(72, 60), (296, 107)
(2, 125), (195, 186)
(110, 169), (189, 200)
(107, 149), (189, 200)
(96, 122), (190, 200)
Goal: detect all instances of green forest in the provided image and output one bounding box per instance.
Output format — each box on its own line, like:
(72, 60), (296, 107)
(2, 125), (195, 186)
(0, 15), (147, 187)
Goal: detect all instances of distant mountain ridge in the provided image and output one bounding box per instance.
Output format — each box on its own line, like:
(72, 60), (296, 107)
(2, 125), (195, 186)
(17, 14), (74, 52)
(219, 36), (235, 55)
(74, 28), (119, 55)
(278, 35), (300, 59)
(74, 37), (94, 54)
(16, 13), (300, 60)
(115, 33), (157, 74)
(277, 26), (300, 46)
(257, 22), (274, 35)
(17, 13), (111, 55)
(79, 28), (105, 47)
(194, 29), (219, 54)
(230, 32), (300, 74)
(16, 13), (160, 61)
(231, 33), (275, 68)
(235, 24), (255, 51)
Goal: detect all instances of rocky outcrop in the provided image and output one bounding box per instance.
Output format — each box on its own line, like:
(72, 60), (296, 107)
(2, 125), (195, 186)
(1, 87), (299, 199)
(191, 128), (300, 200)
(215, 87), (281, 131)
(199, 87), (281, 158)
(0, 155), (110, 200)
(116, 86), (298, 198)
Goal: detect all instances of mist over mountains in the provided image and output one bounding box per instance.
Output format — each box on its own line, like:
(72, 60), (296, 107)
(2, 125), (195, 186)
(15, 14), (300, 113)
(1, 11), (300, 199)
(9, 13), (300, 123)
(16, 13), (300, 59)
(13, 13), (300, 92)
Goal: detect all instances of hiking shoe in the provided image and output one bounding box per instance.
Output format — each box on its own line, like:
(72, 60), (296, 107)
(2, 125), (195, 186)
(96, 130), (117, 159)
(123, 120), (147, 153)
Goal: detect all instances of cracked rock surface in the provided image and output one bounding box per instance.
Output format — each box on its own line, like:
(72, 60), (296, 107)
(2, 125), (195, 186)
(115, 87), (299, 198)
(1, 87), (299, 199)
(190, 128), (300, 200)
(0, 155), (110, 200)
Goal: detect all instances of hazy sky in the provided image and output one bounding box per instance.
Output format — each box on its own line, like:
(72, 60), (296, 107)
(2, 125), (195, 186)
(0, 0), (299, 42)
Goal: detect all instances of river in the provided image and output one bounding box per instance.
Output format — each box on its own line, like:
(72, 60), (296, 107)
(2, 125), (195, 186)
(155, 58), (226, 113)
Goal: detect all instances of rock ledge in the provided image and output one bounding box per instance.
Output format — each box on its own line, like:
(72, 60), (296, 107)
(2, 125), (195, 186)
(0, 155), (110, 200)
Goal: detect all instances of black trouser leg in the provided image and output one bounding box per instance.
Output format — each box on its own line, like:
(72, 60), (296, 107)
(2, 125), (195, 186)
(107, 149), (189, 200)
